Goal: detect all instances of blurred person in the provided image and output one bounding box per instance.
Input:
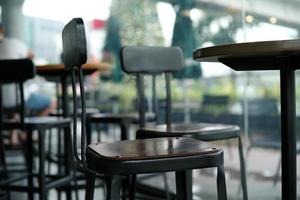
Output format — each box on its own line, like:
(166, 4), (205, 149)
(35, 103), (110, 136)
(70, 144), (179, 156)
(0, 24), (56, 144)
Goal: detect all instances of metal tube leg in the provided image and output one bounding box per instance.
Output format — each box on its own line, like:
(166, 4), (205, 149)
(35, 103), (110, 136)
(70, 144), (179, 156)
(129, 174), (136, 200)
(238, 136), (248, 200)
(120, 122), (128, 141)
(217, 165), (227, 200)
(85, 172), (95, 200)
(47, 129), (52, 174)
(163, 173), (170, 200)
(64, 126), (72, 200)
(26, 131), (34, 200)
(121, 176), (127, 200)
(38, 130), (47, 200)
(56, 128), (62, 200)
(105, 176), (121, 200)
(86, 118), (92, 144)
(273, 154), (281, 187)
(0, 131), (10, 200)
(175, 170), (192, 200)
(280, 69), (296, 200)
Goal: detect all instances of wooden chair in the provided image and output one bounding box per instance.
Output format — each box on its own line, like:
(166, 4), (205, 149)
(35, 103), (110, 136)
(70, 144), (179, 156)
(0, 59), (73, 200)
(62, 18), (227, 200)
(120, 46), (247, 200)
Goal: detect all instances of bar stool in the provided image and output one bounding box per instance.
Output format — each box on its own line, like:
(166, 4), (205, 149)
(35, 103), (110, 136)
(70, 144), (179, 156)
(62, 18), (227, 200)
(0, 59), (73, 200)
(120, 46), (247, 200)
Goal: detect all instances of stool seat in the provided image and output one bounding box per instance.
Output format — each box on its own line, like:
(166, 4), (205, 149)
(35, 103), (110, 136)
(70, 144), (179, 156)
(88, 112), (155, 124)
(86, 137), (223, 174)
(50, 108), (99, 117)
(137, 123), (239, 140)
(2, 116), (71, 130)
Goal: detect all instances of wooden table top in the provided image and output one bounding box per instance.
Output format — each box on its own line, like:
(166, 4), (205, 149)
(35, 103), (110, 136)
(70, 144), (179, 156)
(193, 39), (300, 71)
(36, 62), (110, 76)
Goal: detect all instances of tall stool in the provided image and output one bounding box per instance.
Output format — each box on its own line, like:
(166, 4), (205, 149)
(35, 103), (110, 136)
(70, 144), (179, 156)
(0, 59), (73, 200)
(120, 46), (247, 200)
(62, 17), (227, 200)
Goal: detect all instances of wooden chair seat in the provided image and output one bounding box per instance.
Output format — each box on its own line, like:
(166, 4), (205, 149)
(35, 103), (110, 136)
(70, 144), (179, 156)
(86, 137), (223, 174)
(88, 112), (155, 124)
(137, 123), (240, 141)
(50, 108), (99, 117)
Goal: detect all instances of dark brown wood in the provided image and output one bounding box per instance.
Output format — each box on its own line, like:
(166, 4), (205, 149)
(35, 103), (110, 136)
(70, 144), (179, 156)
(193, 39), (300, 70)
(88, 137), (219, 161)
(36, 63), (110, 76)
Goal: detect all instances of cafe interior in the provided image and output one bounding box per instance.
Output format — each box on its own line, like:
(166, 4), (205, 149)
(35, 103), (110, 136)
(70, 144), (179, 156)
(0, 0), (299, 199)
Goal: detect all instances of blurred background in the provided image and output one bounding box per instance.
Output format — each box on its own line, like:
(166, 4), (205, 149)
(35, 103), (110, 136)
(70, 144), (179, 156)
(0, 0), (300, 199)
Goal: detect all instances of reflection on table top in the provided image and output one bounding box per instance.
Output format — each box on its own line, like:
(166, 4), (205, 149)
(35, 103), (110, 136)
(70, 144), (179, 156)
(193, 39), (300, 71)
(36, 62), (110, 76)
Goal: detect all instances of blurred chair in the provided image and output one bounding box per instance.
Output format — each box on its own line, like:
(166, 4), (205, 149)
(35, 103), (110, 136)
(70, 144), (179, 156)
(121, 46), (247, 200)
(62, 18), (228, 200)
(246, 97), (300, 186)
(0, 59), (73, 200)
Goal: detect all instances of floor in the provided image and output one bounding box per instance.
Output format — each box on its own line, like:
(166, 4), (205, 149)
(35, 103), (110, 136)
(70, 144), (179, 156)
(5, 127), (300, 199)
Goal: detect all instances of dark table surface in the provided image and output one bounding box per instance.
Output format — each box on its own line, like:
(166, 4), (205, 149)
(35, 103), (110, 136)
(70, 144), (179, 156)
(193, 39), (300, 71)
(36, 62), (110, 76)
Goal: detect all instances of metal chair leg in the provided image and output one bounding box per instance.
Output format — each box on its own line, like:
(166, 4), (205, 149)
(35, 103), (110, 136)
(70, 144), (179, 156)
(163, 173), (170, 200)
(26, 131), (34, 200)
(86, 118), (92, 144)
(0, 131), (10, 200)
(217, 165), (227, 200)
(85, 172), (96, 200)
(105, 175), (121, 200)
(129, 174), (136, 200)
(38, 130), (47, 200)
(47, 129), (52, 174)
(273, 155), (281, 187)
(175, 170), (192, 200)
(238, 136), (248, 200)
(64, 126), (73, 200)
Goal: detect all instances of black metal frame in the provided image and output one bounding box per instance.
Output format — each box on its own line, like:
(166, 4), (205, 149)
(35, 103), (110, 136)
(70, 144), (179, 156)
(124, 46), (248, 200)
(0, 59), (74, 200)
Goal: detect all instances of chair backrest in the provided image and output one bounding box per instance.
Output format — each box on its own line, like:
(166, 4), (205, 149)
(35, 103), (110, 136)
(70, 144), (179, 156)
(62, 18), (88, 168)
(62, 18), (87, 69)
(120, 46), (184, 128)
(0, 59), (35, 126)
(200, 95), (230, 115)
(0, 59), (35, 83)
(120, 46), (183, 74)
(247, 98), (280, 144)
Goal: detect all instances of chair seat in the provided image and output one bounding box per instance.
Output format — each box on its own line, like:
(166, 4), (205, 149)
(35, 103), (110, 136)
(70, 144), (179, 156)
(88, 112), (155, 124)
(50, 108), (99, 117)
(86, 137), (223, 174)
(2, 116), (71, 130)
(137, 123), (240, 141)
